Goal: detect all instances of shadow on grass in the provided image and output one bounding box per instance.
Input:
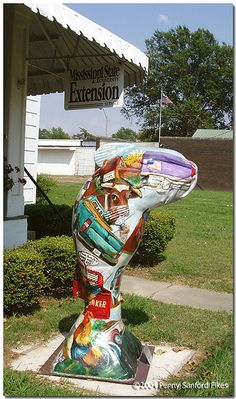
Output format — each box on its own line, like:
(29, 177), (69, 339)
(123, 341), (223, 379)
(122, 307), (149, 326)
(58, 308), (149, 335)
(4, 302), (41, 317)
(25, 203), (72, 238)
(59, 313), (79, 335)
(129, 253), (166, 267)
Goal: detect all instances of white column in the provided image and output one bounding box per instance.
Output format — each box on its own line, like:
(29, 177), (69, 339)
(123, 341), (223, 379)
(4, 5), (31, 248)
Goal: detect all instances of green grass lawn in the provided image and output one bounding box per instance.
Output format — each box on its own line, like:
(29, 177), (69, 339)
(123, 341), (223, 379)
(48, 183), (233, 293)
(4, 368), (94, 397)
(49, 182), (83, 206)
(150, 190), (233, 293)
(5, 183), (232, 396)
(158, 333), (233, 397)
(4, 294), (233, 397)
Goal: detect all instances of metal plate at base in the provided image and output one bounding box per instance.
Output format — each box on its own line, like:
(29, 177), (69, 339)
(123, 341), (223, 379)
(134, 345), (155, 384)
(39, 341), (155, 385)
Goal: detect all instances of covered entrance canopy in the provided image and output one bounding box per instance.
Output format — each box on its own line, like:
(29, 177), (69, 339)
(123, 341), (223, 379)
(24, 2), (148, 95)
(4, 3), (148, 248)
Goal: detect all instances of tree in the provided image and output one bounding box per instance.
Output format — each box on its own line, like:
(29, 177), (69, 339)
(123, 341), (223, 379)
(39, 127), (70, 139)
(112, 127), (138, 141)
(122, 26), (233, 138)
(50, 127), (70, 139)
(39, 128), (51, 139)
(72, 128), (97, 141)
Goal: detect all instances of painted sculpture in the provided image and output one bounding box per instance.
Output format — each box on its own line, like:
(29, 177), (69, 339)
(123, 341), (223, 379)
(52, 143), (198, 381)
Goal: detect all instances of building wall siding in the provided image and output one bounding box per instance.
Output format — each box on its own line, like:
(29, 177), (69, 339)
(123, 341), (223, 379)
(37, 148), (76, 175)
(4, 217), (28, 249)
(24, 95), (41, 204)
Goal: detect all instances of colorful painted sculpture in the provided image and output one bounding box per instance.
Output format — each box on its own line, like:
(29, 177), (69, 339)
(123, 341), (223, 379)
(52, 143), (198, 381)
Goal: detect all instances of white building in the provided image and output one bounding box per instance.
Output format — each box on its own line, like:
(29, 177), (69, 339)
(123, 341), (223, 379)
(37, 139), (96, 176)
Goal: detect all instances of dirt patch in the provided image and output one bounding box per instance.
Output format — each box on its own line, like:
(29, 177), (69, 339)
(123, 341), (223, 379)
(4, 347), (20, 368)
(51, 175), (89, 184)
(124, 265), (158, 280)
(175, 349), (208, 378)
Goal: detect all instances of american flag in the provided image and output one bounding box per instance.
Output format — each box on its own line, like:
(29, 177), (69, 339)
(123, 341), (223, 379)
(162, 93), (173, 105)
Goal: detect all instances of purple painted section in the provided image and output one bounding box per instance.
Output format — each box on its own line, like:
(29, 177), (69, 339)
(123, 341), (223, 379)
(141, 152), (192, 178)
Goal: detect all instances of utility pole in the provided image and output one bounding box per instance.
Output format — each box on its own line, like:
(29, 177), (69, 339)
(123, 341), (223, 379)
(102, 109), (108, 136)
(158, 87), (163, 145)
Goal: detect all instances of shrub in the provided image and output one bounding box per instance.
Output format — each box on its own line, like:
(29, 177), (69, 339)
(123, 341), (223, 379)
(25, 204), (72, 238)
(4, 247), (46, 315)
(130, 211), (176, 267)
(25, 204), (175, 266)
(23, 236), (76, 297)
(4, 211), (175, 315)
(36, 174), (57, 204)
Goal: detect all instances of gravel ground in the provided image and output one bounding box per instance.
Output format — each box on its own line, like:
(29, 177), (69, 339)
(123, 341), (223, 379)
(51, 175), (89, 184)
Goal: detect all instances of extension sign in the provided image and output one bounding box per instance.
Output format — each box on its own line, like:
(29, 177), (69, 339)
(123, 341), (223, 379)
(64, 64), (124, 110)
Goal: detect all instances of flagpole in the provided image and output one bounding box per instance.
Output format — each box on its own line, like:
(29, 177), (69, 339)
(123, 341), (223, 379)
(158, 87), (163, 145)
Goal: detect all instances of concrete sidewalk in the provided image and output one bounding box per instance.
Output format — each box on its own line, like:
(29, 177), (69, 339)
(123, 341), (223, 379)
(121, 275), (233, 312)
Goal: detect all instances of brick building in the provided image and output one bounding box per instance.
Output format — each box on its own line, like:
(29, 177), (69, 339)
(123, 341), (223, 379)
(161, 133), (233, 191)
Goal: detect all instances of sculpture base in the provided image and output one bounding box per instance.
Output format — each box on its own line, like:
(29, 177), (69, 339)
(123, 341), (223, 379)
(11, 336), (195, 396)
(39, 341), (155, 385)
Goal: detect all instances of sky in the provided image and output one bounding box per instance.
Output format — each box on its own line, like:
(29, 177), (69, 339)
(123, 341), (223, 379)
(39, 2), (233, 137)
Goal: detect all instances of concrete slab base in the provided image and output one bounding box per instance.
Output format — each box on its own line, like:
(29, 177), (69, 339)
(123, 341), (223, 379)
(11, 334), (195, 396)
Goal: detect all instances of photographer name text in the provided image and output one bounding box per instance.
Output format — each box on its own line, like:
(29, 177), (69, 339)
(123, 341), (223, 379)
(132, 380), (229, 390)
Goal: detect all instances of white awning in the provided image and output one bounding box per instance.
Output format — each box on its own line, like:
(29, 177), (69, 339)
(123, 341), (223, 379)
(21, 3), (149, 96)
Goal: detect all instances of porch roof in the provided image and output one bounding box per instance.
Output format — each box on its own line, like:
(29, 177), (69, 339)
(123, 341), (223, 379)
(21, 3), (149, 96)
